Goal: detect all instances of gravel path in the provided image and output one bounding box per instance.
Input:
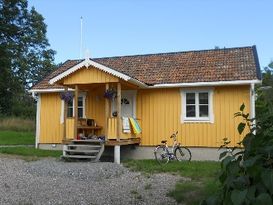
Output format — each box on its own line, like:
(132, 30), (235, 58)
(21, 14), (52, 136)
(0, 156), (184, 205)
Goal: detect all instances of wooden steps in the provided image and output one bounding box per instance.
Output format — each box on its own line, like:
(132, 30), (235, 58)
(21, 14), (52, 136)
(62, 139), (105, 162)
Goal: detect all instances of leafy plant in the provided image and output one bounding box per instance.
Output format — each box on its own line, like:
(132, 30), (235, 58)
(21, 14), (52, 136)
(104, 88), (117, 100)
(202, 103), (273, 205)
(60, 91), (74, 103)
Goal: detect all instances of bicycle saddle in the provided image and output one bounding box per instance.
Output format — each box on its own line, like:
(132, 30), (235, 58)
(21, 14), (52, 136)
(161, 140), (167, 144)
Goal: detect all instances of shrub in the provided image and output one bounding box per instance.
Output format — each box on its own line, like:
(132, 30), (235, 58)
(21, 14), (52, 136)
(0, 117), (35, 132)
(202, 104), (273, 205)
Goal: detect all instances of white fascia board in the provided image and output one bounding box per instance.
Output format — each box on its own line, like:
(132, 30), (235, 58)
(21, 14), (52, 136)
(151, 80), (261, 88)
(29, 88), (74, 94)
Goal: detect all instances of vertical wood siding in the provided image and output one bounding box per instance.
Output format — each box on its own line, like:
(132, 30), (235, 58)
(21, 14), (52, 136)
(85, 87), (105, 134)
(63, 67), (119, 85)
(39, 85), (250, 147)
(137, 85), (250, 147)
(40, 93), (63, 143)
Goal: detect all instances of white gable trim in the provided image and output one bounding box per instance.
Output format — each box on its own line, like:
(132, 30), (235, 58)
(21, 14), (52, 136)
(29, 88), (75, 93)
(48, 59), (147, 87)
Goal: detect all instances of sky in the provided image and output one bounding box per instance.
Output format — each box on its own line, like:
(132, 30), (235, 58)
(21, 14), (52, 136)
(28, 0), (273, 69)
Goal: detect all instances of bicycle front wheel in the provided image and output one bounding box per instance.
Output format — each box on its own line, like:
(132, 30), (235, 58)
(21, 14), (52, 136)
(154, 145), (169, 164)
(175, 146), (192, 162)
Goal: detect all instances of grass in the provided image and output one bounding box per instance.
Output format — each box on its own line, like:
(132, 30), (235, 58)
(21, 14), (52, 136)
(0, 147), (62, 158)
(123, 160), (221, 205)
(0, 117), (35, 132)
(0, 131), (35, 145)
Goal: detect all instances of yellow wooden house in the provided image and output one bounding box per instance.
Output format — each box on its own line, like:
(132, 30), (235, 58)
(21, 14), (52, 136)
(30, 46), (261, 162)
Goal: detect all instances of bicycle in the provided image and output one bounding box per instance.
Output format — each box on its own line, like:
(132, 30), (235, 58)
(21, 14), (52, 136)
(154, 131), (192, 164)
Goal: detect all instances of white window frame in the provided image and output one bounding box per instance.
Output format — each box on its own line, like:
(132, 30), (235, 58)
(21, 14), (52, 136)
(62, 92), (86, 119)
(180, 89), (214, 123)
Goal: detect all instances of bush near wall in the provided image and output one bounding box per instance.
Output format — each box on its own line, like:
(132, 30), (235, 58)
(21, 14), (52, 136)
(202, 104), (273, 205)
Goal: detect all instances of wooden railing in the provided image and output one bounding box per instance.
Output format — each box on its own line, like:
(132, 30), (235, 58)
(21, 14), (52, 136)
(65, 118), (75, 139)
(107, 117), (135, 140)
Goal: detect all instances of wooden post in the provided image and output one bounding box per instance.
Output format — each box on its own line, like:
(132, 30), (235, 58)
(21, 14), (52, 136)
(117, 82), (121, 141)
(74, 85), (79, 139)
(63, 87), (68, 141)
(105, 83), (109, 137)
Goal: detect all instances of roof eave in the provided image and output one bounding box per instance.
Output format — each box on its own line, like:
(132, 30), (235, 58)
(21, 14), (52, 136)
(150, 79), (262, 88)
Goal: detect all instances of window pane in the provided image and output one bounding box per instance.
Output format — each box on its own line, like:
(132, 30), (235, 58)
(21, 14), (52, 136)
(199, 93), (208, 104)
(67, 107), (73, 117)
(186, 93), (195, 104)
(199, 105), (209, 117)
(78, 97), (83, 107)
(68, 100), (73, 107)
(78, 108), (83, 118)
(186, 105), (196, 117)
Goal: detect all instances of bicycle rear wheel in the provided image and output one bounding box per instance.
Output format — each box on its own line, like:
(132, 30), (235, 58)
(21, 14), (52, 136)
(154, 145), (169, 164)
(175, 146), (192, 162)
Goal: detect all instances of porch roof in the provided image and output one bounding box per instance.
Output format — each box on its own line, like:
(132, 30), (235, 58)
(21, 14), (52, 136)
(31, 45), (261, 91)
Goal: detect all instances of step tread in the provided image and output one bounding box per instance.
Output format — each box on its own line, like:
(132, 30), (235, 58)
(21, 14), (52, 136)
(64, 149), (100, 153)
(62, 155), (97, 159)
(71, 139), (102, 143)
(67, 144), (101, 148)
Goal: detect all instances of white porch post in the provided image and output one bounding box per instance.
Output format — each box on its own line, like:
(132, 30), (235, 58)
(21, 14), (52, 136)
(114, 145), (120, 164)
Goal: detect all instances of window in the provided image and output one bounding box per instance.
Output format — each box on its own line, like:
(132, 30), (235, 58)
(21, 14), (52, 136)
(67, 95), (86, 118)
(181, 90), (213, 123)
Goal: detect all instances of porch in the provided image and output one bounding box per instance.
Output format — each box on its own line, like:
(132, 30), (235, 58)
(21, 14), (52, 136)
(61, 81), (141, 163)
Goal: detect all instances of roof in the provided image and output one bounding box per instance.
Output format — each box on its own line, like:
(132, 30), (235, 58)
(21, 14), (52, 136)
(31, 45), (261, 90)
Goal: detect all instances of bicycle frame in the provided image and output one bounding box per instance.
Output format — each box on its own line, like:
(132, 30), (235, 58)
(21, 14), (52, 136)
(160, 132), (180, 159)
(154, 131), (192, 163)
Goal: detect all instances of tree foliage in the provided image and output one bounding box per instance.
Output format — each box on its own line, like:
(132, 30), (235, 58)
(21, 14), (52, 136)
(0, 0), (56, 117)
(256, 63), (273, 116)
(202, 102), (273, 205)
(202, 61), (273, 204)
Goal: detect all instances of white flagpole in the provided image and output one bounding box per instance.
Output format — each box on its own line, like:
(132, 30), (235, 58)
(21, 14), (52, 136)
(80, 16), (83, 59)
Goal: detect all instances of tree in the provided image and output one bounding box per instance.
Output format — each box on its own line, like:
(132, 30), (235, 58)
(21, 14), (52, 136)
(202, 63), (273, 204)
(0, 0), (56, 117)
(256, 62), (273, 116)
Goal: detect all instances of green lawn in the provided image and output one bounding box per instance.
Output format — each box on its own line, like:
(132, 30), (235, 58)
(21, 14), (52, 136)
(123, 160), (220, 205)
(0, 147), (62, 158)
(0, 131), (35, 145)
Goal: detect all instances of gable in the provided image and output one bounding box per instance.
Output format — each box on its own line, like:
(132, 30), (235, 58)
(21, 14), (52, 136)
(62, 66), (119, 85)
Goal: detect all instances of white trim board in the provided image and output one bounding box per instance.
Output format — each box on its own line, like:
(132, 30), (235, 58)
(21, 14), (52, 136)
(30, 79), (261, 94)
(29, 88), (75, 93)
(35, 94), (41, 148)
(152, 80), (261, 88)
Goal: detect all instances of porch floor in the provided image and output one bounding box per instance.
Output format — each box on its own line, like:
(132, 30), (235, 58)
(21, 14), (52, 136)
(62, 138), (141, 146)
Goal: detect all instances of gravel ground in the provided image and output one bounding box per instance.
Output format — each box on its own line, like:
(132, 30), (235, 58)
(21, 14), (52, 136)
(0, 156), (185, 205)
